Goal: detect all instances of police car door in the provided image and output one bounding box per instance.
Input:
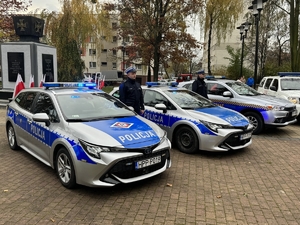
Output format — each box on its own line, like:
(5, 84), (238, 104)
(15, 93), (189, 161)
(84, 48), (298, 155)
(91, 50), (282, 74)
(28, 93), (59, 163)
(207, 83), (235, 109)
(143, 90), (171, 131)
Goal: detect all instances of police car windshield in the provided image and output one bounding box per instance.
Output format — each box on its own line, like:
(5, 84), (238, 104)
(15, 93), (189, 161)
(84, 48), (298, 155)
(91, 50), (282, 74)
(226, 82), (261, 96)
(281, 78), (300, 90)
(56, 93), (135, 121)
(164, 89), (214, 109)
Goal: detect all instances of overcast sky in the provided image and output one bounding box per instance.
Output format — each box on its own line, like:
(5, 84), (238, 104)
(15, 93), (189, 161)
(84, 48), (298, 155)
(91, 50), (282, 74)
(28, 0), (202, 42)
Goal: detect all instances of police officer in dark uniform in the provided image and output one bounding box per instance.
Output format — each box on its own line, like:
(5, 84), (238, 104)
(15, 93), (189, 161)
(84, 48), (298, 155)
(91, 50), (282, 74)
(192, 69), (208, 99)
(119, 66), (145, 115)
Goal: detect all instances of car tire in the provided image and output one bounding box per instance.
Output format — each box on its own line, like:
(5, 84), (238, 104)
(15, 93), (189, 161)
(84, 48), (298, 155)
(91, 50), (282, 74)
(244, 112), (264, 135)
(175, 126), (199, 154)
(7, 123), (19, 150)
(56, 148), (77, 189)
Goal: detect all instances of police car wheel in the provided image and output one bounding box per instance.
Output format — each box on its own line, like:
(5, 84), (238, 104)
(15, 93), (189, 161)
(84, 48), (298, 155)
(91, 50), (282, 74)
(244, 112), (263, 135)
(7, 123), (19, 150)
(175, 126), (198, 154)
(56, 148), (76, 189)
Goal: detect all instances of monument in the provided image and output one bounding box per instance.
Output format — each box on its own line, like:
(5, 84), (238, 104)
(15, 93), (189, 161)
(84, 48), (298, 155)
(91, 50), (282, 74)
(0, 15), (57, 99)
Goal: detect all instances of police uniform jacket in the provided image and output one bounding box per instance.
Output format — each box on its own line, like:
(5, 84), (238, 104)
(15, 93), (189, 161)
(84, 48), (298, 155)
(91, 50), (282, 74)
(192, 77), (208, 99)
(119, 78), (145, 114)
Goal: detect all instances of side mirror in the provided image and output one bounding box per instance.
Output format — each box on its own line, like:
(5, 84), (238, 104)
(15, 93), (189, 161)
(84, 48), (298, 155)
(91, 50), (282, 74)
(223, 91), (233, 98)
(155, 103), (167, 113)
(33, 113), (50, 126)
(270, 86), (277, 91)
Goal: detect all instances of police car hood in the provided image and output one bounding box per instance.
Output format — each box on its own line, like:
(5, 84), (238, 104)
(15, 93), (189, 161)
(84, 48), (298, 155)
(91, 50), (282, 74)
(68, 116), (163, 148)
(187, 106), (249, 126)
(249, 94), (295, 107)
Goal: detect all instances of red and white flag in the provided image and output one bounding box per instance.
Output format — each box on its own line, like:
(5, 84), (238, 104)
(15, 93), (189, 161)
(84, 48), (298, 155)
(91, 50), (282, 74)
(39, 74), (46, 87)
(29, 75), (34, 88)
(13, 74), (25, 98)
(99, 75), (105, 89)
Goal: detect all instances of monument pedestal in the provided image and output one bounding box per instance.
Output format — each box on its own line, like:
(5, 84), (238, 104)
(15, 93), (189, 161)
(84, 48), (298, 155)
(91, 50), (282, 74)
(0, 42), (57, 99)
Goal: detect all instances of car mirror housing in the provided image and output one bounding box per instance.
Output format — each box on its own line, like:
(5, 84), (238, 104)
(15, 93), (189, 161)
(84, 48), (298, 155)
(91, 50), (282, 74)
(155, 103), (167, 113)
(223, 91), (233, 98)
(33, 113), (50, 126)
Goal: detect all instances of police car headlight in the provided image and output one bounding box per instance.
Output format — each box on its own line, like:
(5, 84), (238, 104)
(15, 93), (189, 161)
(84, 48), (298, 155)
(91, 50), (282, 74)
(159, 131), (168, 145)
(79, 140), (128, 159)
(266, 105), (285, 111)
(288, 97), (299, 104)
(201, 120), (232, 132)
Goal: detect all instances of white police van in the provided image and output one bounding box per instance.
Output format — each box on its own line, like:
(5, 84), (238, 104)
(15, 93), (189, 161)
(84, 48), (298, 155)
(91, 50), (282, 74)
(110, 82), (253, 154)
(6, 82), (171, 188)
(257, 72), (300, 121)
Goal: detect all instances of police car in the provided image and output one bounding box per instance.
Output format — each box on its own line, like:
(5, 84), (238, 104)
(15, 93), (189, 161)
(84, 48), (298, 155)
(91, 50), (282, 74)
(110, 82), (253, 154)
(257, 72), (300, 121)
(179, 77), (297, 134)
(6, 82), (171, 188)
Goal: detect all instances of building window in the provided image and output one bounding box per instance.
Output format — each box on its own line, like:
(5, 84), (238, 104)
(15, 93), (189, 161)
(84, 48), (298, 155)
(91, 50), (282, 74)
(112, 63), (117, 69)
(90, 36), (95, 43)
(135, 64), (142, 70)
(112, 23), (117, 29)
(101, 49), (108, 53)
(113, 36), (117, 42)
(123, 36), (130, 43)
(89, 49), (96, 56)
(101, 62), (107, 66)
(112, 49), (117, 56)
(89, 62), (96, 68)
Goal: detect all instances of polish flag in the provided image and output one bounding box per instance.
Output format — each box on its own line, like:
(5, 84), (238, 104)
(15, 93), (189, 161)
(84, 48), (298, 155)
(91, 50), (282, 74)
(29, 75), (34, 88)
(13, 74), (25, 98)
(99, 75), (105, 89)
(39, 74), (46, 87)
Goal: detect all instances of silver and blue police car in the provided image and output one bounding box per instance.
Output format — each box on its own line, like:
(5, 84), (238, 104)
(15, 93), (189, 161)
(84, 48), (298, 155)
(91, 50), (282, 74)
(6, 82), (171, 188)
(110, 82), (253, 154)
(179, 77), (297, 134)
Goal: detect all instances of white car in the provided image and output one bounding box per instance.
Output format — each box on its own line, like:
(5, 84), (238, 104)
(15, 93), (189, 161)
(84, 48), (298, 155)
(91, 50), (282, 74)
(110, 82), (253, 154)
(6, 82), (171, 188)
(257, 72), (300, 121)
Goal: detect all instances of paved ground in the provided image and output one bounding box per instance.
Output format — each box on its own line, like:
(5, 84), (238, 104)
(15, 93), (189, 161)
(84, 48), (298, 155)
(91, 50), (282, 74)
(1, 108), (300, 225)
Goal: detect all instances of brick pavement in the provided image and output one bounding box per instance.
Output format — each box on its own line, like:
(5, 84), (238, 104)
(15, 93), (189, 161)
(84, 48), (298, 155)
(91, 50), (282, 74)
(1, 108), (300, 225)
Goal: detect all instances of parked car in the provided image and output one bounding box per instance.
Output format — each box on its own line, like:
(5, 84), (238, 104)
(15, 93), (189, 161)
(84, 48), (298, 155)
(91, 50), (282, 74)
(257, 72), (300, 121)
(6, 82), (171, 188)
(110, 82), (253, 154)
(179, 78), (297, 134)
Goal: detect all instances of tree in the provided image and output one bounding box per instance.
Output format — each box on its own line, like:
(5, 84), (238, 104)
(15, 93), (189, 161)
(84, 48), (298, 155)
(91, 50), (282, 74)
(271, 0), (300, 71)
(44, 0), (111, 81)
(0, 0), (32, 42)
(204, 0), (243, 75)
(109, 0), (204, 81)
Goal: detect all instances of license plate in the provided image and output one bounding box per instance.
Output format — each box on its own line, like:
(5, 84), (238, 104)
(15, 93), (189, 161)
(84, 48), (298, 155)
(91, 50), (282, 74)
(135, 156), (161, 169)
(292, 110), (297, 116)
(240, 132), (252, 140)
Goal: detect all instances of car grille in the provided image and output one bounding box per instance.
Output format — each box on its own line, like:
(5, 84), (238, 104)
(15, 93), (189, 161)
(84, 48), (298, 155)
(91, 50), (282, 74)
(274, 106), (297, 123)
(100, 148), (170, 183)
(221, 132), (251, 148)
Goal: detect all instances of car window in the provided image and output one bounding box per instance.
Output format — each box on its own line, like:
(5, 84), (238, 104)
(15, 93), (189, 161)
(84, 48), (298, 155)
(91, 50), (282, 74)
(144, 90), (176, 110)
(164, 89), (214, 109)
(272, 79), (278, 91)
(112, 89), (120, 99)
(207, 83), (228, 96)
(33, 93), (60, 123)
(183, 83), (192, 90)
(15, 91), (38, 111)
(259, 78), (266, 87)
(56, 92), (135, 121)
(281, 78), (300, 90)
(264, 78), (273, 89)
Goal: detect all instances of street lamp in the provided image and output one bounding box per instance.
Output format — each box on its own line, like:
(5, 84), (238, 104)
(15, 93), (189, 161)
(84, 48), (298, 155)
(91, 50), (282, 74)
(248, 0), (268, 89)
(237, 21), (251, 79)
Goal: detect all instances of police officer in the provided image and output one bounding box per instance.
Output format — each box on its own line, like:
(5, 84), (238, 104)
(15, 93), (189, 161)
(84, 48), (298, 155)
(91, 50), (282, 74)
(119, 66), (145, 115)
(192, 69), (208, 99)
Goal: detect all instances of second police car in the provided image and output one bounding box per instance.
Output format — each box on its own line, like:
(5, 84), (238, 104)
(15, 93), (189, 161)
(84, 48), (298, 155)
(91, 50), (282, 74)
(6, 82), (171, 188)
(110, 82), (253, 154)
